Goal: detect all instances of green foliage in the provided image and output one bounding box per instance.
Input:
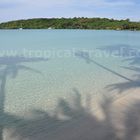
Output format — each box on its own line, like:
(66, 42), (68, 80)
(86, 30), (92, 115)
(0, 18), (140, 30)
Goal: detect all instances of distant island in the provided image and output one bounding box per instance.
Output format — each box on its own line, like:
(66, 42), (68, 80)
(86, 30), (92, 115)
(0, 17), (140, 30)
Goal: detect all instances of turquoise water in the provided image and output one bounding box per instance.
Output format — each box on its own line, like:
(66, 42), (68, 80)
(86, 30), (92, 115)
(0, 30), (140, 114)
(0, 29), (140, 139)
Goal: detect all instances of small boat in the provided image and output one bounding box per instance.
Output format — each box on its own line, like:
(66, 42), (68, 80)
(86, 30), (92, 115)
(48, 27), (52, 29)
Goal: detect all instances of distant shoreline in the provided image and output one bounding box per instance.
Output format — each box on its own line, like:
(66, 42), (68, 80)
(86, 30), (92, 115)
(0, 18), (140, 31)
(0, 29), (139, 31)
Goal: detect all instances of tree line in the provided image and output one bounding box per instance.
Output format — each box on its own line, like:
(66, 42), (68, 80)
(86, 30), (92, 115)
(0, 17), (140, 30)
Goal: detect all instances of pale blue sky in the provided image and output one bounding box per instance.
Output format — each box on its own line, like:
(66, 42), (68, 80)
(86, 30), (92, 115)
(0, 0), (140, 22)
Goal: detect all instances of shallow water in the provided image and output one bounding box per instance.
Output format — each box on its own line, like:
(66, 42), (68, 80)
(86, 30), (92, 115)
(0, 29), (140, 112)
(0, 29), (140, 139)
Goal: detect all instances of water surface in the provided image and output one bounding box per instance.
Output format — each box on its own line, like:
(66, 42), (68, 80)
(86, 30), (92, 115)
(0, 29), (140, 139)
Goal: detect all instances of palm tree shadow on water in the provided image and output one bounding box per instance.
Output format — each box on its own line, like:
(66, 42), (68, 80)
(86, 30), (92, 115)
(7, 88), (118, 140)
(75, 50), (133, 82)
(3, 88), (140, 140)
(0, 55), (48, 140)
(74, 45), (140, 93)
(100, 44), (140, 92)
(9, 45), (140, 140)
(1, 47), (140, 139)
(106, 64), (140, 93)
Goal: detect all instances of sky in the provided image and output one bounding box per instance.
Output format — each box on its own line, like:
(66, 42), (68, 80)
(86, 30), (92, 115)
(0, 0), (140, 22)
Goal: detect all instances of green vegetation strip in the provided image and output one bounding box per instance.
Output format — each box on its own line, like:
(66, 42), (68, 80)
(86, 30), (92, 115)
(0, 18), (140, 30)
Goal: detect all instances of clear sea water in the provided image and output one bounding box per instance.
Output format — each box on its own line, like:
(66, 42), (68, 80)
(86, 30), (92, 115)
(0, 29), (140, 139)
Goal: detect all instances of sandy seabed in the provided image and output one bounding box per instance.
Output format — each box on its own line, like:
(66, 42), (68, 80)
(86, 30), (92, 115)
(2, 88), (140, 140)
